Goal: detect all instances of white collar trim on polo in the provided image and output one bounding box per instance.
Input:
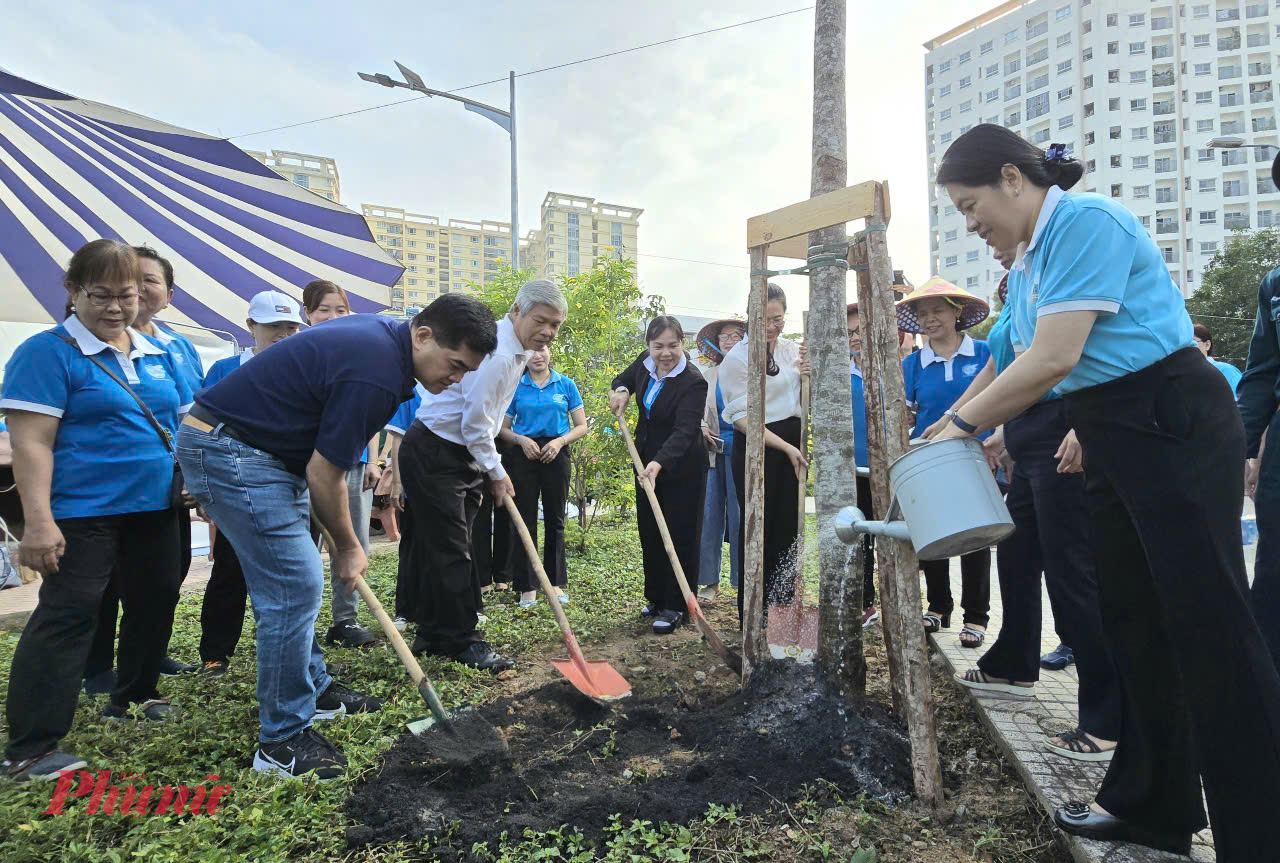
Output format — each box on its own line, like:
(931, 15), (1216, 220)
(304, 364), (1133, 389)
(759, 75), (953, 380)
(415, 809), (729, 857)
(643, 353), (687, 382)
(919, 333), (976, 367)
(64, 315), (164, 384)
(1011, 184), (1066, 273)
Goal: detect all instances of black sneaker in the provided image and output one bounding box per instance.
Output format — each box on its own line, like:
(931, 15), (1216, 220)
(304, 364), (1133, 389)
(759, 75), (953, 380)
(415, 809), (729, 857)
(102, 699), (175, 722)
(453, 641), (515, 673)
(201, 660), (229, 678)
(410, 633), (430, 657)
(252, 727), (346, 780)
(314, 681), (384, 720)
(82, 670), (116, 695)
(4, 750), (87, 782)
(326, 620), (378, 648)
(159, 656), (198, 676)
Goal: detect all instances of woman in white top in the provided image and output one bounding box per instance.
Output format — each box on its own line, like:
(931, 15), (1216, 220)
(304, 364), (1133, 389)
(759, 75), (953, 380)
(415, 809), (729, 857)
(718, 283), (809, 625)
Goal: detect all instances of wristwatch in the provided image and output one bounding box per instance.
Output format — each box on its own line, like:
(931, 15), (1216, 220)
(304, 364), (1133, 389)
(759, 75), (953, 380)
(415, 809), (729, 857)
(944, 409), (977, 434)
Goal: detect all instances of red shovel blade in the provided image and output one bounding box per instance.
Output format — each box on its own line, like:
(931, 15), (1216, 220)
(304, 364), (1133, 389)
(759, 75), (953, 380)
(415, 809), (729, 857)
(549, 658), (632, 702)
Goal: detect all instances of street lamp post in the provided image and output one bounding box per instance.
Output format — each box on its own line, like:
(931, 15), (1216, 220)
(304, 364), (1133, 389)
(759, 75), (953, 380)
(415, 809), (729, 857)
(1207, 136), (1280, 152)
(360, 62), (519, 270)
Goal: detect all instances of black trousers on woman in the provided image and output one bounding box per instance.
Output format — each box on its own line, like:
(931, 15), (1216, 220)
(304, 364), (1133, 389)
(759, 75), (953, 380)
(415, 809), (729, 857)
(733, 416), (802, 624)
(855, 475), (877, 609)
(1066, 347), (1280, 857)
(5, 509), (181, 761)
(637, 455), (706, 614)
(921, 548), (990, 627)
(504, 439), (571, 591)
(85, 510), (191, 677)
(471, 488), (511, 589)
(977, 400), (1121, 741)
(199, 528), (248, 665)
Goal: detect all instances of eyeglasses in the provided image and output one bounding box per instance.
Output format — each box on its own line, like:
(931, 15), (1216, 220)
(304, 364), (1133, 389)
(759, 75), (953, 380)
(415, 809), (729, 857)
(78, 287), (139, 309)
(721, 330), (744, 342)
(847, 329), (861, 338)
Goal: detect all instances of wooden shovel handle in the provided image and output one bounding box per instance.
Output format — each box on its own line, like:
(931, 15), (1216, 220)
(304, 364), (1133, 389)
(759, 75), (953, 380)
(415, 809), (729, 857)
(501, 496), (593, 676)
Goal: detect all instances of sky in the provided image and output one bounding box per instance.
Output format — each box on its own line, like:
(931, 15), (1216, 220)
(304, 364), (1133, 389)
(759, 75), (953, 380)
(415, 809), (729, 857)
(1, 0), (1000, 328)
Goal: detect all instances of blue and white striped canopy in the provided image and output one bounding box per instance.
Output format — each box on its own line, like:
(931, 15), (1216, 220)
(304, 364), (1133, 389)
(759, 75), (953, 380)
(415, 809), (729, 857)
(0, 70), (403, 344)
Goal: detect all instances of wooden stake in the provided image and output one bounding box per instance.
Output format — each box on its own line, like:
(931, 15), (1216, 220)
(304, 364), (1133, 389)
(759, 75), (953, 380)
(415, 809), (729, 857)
(742, 245), (769, 681)
(854, 184), (945, 810)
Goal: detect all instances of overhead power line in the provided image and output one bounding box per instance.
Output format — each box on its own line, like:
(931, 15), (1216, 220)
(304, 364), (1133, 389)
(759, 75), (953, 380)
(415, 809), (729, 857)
(225, 6), (814, 139)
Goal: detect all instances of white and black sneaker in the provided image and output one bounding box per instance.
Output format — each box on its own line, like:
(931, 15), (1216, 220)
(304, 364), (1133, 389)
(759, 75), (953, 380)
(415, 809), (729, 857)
(252, 727), (346, 780)
(4, 750), (87, 782)
(313, 680), (385, 720)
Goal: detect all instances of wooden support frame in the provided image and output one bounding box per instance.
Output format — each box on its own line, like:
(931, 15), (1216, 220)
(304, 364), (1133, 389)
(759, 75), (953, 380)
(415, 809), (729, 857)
(744, 179), (943, 809)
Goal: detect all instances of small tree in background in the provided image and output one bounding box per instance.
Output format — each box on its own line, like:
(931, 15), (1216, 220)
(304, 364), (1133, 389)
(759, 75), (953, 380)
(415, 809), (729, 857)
(474, 257), (664, 552)
(1187, 227), (1280, 368)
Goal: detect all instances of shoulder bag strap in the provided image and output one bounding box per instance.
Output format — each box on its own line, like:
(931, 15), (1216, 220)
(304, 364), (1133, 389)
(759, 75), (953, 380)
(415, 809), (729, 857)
(53, 332), (174, 453)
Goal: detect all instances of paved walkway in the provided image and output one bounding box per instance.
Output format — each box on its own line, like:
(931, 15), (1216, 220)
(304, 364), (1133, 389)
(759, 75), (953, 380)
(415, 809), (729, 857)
(925, 501), (1259, 863)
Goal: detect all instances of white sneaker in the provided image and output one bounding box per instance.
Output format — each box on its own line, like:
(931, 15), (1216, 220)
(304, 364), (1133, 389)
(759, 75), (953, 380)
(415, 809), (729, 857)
(476, 613), (489, 626)
(519, 591), (537, 610)
(392, 617), (407, 633)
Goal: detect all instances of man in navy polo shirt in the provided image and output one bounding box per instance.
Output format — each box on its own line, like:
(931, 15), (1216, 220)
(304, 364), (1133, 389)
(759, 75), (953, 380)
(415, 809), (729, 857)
(176, 294), (497, 780)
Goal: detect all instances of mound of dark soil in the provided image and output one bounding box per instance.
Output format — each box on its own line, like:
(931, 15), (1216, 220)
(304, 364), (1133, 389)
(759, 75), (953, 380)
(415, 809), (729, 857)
(345, 662), (913, 856)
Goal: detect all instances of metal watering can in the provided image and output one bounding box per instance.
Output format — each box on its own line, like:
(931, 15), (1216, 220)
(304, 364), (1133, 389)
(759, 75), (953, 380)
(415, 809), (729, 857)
(835, 437), (1014, 560)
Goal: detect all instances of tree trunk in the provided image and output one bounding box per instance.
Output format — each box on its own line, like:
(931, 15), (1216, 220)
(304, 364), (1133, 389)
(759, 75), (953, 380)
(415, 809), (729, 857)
(810, 0), (865, 698)
(853, 186), (945, 810)
(741, 246), (769, 682)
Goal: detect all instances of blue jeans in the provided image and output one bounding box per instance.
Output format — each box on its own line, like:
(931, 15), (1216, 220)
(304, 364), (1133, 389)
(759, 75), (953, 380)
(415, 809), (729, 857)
(177, 424), (331, 743)
(698, 451), (741, 588)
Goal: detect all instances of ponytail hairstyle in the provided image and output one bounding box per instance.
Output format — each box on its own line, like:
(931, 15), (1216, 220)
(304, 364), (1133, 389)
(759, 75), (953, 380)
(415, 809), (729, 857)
(936, 124), (1084, 191)
(765, 282), (786, 376)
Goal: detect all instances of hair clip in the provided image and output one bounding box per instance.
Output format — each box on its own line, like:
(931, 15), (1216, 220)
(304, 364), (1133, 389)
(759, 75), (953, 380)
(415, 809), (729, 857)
(1045, 143), (1071, 163)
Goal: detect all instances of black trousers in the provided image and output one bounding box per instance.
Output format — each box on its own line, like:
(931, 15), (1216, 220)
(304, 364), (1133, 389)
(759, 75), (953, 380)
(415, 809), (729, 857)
(977, 400), (1121, 741)
(5, 509), (181, 761)
(394, 495), (418, 621)
(504, 439), (571, 591)
(85, 510), (191, 676)
(637, 454), (706, 613)
(199, 528), (247, 664)
(1251, 411), (1280, 676)
(855, 475), (876, 609)
(734, 416), (802, 624)
(1067, 346), (1280, 854)
(921, 548), (991, 627)
(400, 422), (484, 655)
(471, 488), (512, 589)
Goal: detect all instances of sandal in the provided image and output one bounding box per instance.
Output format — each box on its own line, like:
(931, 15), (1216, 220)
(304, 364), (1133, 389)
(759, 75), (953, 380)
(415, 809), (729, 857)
(953, 669), (1035, 698)
(652, 610), (685, 635)
(959, 626), (986, 648)
(1044, 728), (1116, 762)
(922, 612), (950, 633)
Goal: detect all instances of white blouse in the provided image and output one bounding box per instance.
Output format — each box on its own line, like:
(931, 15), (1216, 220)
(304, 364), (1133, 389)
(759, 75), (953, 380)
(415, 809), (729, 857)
(718, 335), (802, 425)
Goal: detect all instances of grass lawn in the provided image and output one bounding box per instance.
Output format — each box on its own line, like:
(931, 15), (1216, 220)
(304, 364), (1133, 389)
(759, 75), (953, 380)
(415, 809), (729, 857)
(0, 519), (1066, 862)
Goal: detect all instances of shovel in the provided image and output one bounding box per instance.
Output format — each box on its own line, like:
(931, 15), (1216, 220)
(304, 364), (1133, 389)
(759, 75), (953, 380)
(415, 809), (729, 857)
(502, 496), (632, 702)
(616, 420), (743, 674)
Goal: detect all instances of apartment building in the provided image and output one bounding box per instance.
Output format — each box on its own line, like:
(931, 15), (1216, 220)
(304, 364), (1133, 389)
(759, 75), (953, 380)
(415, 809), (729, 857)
(244, 149), (341, 203)
(924, 0), (1280, 302)
(521, 192), (643, 282)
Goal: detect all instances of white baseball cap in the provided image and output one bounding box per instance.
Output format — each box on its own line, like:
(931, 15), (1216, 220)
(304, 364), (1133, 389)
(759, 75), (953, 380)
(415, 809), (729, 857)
(247, 290), (304, 325)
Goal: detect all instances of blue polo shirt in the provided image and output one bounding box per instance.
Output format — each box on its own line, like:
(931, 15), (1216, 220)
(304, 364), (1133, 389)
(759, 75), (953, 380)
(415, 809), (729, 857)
(902, 335), (992, 438)
(506, 370), (582, 438)
(1011, 187), (1194, 394)
(850, 359), (869, 467)
(144, 323), (204, 394)
(196, 315), (416, 475)
(201, 348), (253, 391)
(1212, 359), (1242, 392)
(386, 385), (426, 435)
(0, 317), (193, 519)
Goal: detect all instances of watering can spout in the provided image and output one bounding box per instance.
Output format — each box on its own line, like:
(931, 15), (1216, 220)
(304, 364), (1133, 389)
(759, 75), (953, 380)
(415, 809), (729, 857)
(834, 507), (913, 544)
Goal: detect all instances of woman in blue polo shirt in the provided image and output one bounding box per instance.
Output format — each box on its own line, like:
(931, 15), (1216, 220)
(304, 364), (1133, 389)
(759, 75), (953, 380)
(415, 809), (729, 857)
(84, 246), (206, 689)
(846, 303), (880, 627)
(499, 346), (588, 608)
(695, 318), (746, 604)
(898, 279), (993, 648)
(932, 124), (1280, 858)
(1, 239), (193, 781)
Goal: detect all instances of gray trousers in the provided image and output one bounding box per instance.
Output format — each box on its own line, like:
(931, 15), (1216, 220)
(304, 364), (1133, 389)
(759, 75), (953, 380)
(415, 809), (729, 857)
(327, 465), (372, 623)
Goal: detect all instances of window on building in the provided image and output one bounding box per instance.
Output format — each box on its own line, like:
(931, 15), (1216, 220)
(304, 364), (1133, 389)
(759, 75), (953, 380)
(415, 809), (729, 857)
(1006, 80), (1022, 99)
(985, 62), (999, 77)
(980, 40), (994, 55)
(1059, 87), (1073, 101)
(1006, 55), (1022, 73)
(1193, 33), (1211, 47)
(1196, 90), (1213, 103)
(1132, 126), (1149, 139)
(944, 229), (958, 241)
(1133, 185), (1151, 198)
(1057, 32), (1072, 48)
(1027, 91), (1050, 118)
(939, 59), (951, 73)
(1133, 155), (1150, 169)
(1200, 210), (1217, 223)
(1110, 97), (1122, 110)
(1129, 41), (1146, 55)
(1055, 4), (1070, 20)
(292, 173), (310, 189)
(1006, 110), (1021, 126)
(1108, 40), (1120, 54)
(945, 255), (959, 267)
(1108, 68), (1120, 83)
(940, 131), (952, 144)
(1087, 158), (1096, 171)
(1058, 59), (1073, 75)
(1111, 154), (1123, 168)
(1197, 118), (1215, 132)
(1198, 148), (1215, 161)
(1006, 28), (1019, 43)
(1058, 115), (1074, 129)
(1111, 183), (1123, 197)
(1199, 178), (1217, 192)
(967, 250), (981, 262)
(959, 100), (972, 113)
(1084, 74), (1094, 89)
(1131, 98), (1148, 110)
(1030, 73), (1049, 91)
(1083, 46), (1093, 60)
(1085, 131), (1095, 144)
(1192, 4), (1209, 18)
(1085, 102), (1095, 117)
(1106, 12), (1118, 26)
(985, 88), (1000, 103)
(1201, 241), (1218, 253)
(939, 108), (951, 120)
(1128, 13), (1144, 25)
(1130, 70), (1147, 83)
(1194, 63), (1211, 76)
(1109, 125), (1122, 139)
(959, 75), (971, 89)
(959, 50), (971, 64)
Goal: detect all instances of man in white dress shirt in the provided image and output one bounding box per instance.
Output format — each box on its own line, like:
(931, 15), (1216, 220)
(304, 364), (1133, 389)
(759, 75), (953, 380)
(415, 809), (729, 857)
(404, 279), (567, 670)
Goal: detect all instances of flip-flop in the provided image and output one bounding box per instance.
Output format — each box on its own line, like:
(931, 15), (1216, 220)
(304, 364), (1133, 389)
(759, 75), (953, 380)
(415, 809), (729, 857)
(954, 669), (1035, 698)
(1044, 728), (1115, 762)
